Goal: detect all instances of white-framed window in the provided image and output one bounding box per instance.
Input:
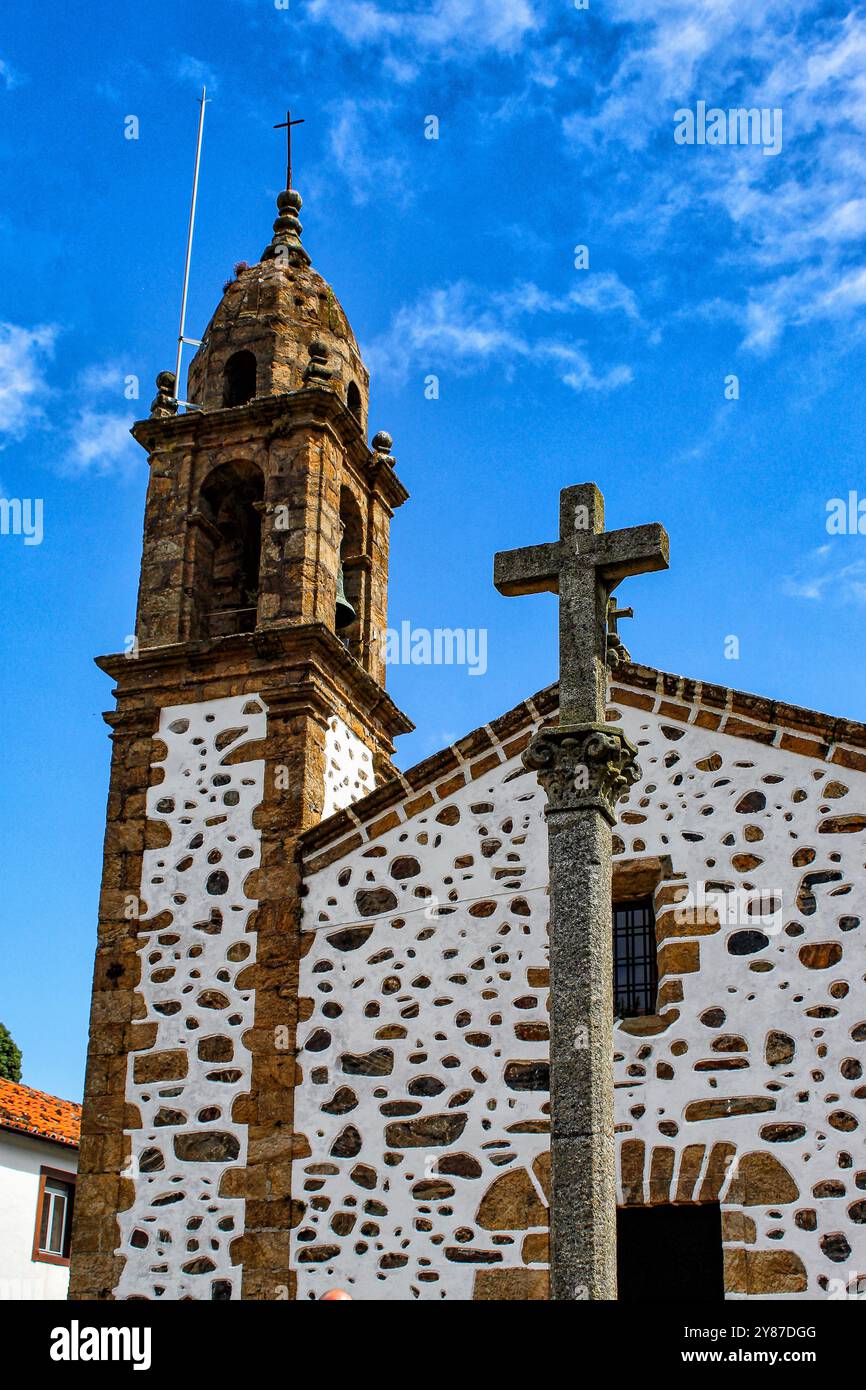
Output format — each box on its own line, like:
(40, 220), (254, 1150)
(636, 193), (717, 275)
(33, 1166), (76, 1265)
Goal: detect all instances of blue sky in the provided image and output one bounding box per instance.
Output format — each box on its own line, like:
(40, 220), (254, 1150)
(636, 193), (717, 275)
(2, 0), (866, 1101)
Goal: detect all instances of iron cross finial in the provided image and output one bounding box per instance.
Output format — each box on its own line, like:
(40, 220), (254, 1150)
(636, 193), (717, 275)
(606, 596), (634, 672)
(273, 109), (306, 190)
(607, 595), (634, 638)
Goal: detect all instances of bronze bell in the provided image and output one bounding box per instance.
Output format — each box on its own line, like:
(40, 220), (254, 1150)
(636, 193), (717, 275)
(335, 563), (356, 631)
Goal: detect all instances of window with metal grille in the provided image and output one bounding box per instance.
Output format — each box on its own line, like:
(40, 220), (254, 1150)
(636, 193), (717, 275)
(613, 896), (657, 1018)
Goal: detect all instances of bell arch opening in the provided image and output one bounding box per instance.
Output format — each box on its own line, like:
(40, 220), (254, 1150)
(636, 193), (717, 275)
(194, 461), (264, 638)
(346, 380), (362, 419)
(337, 486), (364, 637)
(223, 351), (257, 408)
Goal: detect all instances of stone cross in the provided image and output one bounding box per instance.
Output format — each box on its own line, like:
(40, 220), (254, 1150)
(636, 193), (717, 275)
(494, 482), (669, 1300)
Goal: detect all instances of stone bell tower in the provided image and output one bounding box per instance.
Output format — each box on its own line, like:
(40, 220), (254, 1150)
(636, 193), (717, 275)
(69, 182), (412, 1301)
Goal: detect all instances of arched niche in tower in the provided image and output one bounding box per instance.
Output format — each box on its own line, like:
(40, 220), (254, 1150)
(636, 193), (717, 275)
(194, 461), (264, 639)
(338, 485), (365, 640)
(223, 350), (257, 408)
(346, 380), (362, 420)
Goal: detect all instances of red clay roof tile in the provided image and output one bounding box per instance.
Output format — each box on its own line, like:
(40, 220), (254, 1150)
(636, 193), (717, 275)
(0, 1077), (81, 1148)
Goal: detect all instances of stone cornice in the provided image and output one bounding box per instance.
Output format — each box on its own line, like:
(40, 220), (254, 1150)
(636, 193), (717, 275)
(613, 662), (866, 755)
(130, 389), (409, 512)
(95, 622), (414, 744)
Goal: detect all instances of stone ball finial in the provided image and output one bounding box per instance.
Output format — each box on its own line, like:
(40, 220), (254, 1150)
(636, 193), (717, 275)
(371, 430), (395, 468)
(262, 186), (310, 267)
(150, 371), (178, 418)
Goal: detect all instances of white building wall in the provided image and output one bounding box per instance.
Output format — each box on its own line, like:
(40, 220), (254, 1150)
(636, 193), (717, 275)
(0, 1130), (77, 1300)
(322, 715), (376, 818)
(292, 699), (866, 1299)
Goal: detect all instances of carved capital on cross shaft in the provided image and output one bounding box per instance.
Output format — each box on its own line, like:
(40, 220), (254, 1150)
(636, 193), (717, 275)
(523, 722), (641, 824)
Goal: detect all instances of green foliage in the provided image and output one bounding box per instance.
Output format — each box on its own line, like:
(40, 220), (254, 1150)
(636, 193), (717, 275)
(0, 1022), (22, 1083)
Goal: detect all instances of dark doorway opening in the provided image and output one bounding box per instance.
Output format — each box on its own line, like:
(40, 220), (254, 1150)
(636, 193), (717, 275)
(337, 485), (363, 641)
(617, 1203), (724, 1301)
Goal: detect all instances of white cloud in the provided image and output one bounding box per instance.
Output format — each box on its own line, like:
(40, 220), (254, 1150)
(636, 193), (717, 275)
(63, 408), (138, 477)
(0, 334), (141, 476)
(172, 55), (218, 92)
(0, 58), (23, 90)
(77, 363), (127, 393)
(369, 284), (522, 370)
(488, 273), (639, 322)
(563, 4), (866, 352)
(783, 546), (866, 604)
(328, 99), (410, 206)
(562, 358), (633, 393)
(301, 2), (866, 360)
(566, 273), (639, 320)
(0, 322), (57, 444)
(307, 0), (539, 63)
(364, 279), (633, 392)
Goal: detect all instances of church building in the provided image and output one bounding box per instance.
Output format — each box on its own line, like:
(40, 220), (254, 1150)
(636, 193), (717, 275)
(68, 176), (866, 1302)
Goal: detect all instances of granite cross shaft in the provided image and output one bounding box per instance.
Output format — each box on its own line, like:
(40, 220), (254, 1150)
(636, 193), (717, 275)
(494, 482), (669, 1300)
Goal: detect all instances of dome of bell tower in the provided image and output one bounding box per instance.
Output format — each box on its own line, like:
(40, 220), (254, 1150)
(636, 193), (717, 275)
(185, 188), (369, 428)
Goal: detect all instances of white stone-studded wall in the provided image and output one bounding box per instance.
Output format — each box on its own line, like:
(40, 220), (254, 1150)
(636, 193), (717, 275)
(294, 750), (551, 1300)
(293, 701), (866, 1299)
(115, 694), (266, 1301)
(322, 715), (375, 818)
(611, 700), (866, 1299)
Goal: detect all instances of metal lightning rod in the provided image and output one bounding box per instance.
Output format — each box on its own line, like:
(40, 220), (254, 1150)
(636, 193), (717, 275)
(173, 86), (209, 409)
